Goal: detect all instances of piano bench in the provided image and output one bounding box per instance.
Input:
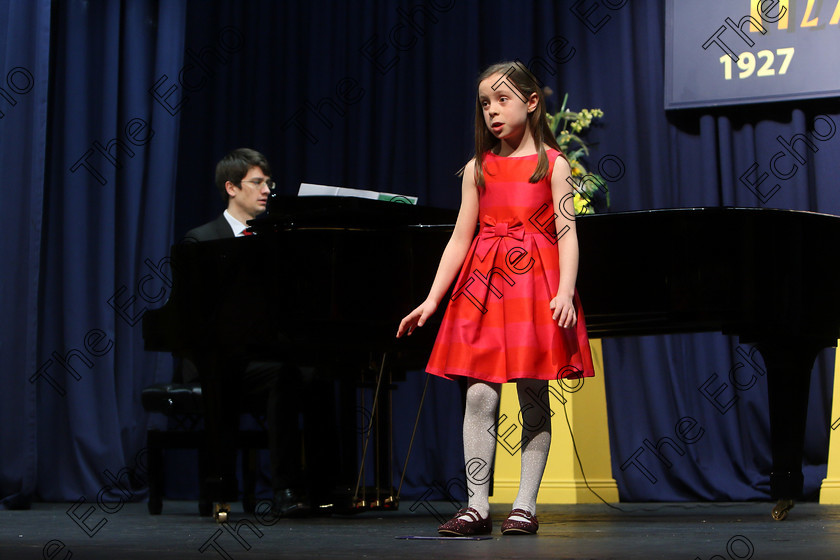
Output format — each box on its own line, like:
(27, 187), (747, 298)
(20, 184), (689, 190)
(142, 382), (268, 516)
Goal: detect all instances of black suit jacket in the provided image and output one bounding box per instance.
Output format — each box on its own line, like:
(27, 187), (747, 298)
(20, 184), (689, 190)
(179, 213), (235, 382)
(183, 214), (235, 242)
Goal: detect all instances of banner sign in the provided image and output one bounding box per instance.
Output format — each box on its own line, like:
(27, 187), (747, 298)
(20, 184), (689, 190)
(665, 0), (840, 109)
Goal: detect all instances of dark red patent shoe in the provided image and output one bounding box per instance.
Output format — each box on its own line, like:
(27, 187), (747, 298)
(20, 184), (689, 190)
(501, 508), (538, 535)
(438, 506), (492, 536)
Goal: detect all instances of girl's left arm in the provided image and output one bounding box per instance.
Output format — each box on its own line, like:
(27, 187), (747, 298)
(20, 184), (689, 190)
(549, 155), (579, 329)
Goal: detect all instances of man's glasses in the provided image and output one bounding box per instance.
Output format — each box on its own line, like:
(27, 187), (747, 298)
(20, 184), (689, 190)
(240, 178), (275, 190)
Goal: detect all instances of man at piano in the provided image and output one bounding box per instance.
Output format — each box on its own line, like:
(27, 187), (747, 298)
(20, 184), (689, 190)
(181, 148), (311, 518)
(184, 147), (273, 241)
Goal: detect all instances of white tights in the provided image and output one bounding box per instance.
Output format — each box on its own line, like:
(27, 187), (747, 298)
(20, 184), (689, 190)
(461, 379), (551, 518)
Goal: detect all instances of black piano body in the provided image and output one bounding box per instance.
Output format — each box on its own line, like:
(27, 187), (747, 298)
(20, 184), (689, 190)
(577, 206), (840, 518)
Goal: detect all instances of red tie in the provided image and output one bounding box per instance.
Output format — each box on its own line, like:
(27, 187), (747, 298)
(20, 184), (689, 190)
(241, 229), (254, 236)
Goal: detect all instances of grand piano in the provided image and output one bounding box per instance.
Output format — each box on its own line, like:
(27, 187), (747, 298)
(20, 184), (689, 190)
(142, 195), (457, 517)
(142, 198), (840, 520)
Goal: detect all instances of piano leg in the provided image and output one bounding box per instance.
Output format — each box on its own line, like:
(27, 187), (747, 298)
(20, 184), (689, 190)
(754, 337), (830, 521)
(193, 350), (241, 514)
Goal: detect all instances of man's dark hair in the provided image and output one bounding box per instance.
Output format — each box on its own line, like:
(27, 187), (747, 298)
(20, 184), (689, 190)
(215, 148), (272, 201)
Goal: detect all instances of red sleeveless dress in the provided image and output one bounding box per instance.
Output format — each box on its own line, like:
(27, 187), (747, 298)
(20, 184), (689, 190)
(426, 149), (595, 383)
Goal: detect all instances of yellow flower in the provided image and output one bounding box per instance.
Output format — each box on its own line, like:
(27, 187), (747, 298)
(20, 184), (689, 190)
(573, 193), (591, 215)
(546, 96), (607, 213)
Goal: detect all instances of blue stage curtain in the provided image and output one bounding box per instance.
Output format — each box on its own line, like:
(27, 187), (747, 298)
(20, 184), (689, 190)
(0, 0), (52, 510)
(7, 0), (187, 503)
(4, 0), (838, 507)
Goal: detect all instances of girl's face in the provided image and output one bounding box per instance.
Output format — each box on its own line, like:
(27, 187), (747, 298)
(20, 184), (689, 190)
(478, 72), (538, 143)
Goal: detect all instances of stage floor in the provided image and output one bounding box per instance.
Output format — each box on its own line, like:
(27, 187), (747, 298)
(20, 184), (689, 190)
(2, 501), (839, 559)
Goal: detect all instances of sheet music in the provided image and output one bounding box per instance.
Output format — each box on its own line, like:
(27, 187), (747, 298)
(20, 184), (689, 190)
(298, 183), (417, 205)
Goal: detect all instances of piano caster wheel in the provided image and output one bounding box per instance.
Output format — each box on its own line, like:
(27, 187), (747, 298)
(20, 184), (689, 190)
(214, 503), (231, 523)
(771, 499), (794, 521)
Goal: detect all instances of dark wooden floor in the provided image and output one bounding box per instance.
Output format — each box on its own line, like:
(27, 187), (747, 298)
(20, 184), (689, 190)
(3, 500), (840, 559)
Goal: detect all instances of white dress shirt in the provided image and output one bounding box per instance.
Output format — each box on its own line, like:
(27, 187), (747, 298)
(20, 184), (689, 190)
(223, 209), (249, 237)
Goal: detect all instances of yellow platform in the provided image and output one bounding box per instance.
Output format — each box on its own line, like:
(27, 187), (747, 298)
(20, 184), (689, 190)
(819, 344), (840, 503)
(489, 339), (619, 505)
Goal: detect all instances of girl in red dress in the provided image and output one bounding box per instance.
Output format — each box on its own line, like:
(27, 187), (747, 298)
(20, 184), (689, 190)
(397, 61), (595, 536)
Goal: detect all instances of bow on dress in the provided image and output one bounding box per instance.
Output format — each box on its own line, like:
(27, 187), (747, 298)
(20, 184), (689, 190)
(474, 215), (526, 262)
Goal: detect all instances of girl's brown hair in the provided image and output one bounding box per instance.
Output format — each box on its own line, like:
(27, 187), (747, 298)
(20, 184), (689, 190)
(468, 61), (563, 188)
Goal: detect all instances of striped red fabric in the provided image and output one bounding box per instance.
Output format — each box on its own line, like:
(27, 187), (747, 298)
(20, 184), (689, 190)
(426, 149), (595, 383)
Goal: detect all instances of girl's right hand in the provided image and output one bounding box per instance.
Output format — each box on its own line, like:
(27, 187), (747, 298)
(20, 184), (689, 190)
(396, 300), (438, 338)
